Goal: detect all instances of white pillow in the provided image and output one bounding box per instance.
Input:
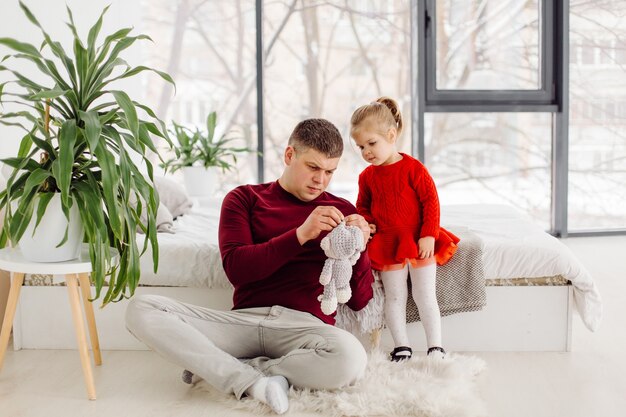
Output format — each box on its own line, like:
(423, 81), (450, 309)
(154, 176), (193, 219)
(152, 203), (175, 234)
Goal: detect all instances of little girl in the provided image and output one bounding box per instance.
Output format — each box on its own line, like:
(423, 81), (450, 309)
(350, 97), (459, 361)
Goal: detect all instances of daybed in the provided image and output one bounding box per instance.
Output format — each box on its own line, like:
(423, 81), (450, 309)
(9, 200), (601, 352)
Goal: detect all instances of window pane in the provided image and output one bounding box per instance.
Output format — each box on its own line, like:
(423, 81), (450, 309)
(425, 113), (552, 229)
(141, 0), (258, 195)
(569, 2), (626, 231)
(435, 0), (541, 90)
(262, 0), (411, 203)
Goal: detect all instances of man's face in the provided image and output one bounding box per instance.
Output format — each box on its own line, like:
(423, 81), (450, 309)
(283, 146), (340, 202)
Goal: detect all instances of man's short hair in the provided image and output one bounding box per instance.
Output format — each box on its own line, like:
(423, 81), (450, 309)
(288, 118), (344, 158)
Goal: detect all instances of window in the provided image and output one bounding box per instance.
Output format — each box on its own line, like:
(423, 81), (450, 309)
(140, 0), (258, 194)
(426, 112), (552, 230)
(262, 0), (411, 201)
(418, 0), (564, 233)
(569, 1), (626, 232)
(423, 0), (555, 109)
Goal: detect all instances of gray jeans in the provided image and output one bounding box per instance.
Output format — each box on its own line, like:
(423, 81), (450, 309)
(125, 295), (368, 399)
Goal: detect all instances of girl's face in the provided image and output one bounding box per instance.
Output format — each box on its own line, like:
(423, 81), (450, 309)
(352, 118), (399, 166)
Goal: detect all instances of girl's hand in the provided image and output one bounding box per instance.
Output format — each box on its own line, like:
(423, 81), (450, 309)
(418, 236), (435, 259)
(368, 224), (377, 241)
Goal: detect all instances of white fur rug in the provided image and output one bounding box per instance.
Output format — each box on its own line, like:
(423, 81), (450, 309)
(192, 351), (487, 417)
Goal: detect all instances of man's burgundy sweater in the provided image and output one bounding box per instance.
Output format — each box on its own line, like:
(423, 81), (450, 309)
(218, 181), (374, 324)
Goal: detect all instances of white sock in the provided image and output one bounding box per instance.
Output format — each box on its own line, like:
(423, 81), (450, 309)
(409, 262), (443, 349)
(245, 375), (289, 414)
(381, 267), (410, 349)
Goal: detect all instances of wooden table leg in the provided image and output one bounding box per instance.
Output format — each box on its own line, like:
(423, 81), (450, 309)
(66, 274), (96, 400)
(0, 272), (25, 371)
(77, 273), (102, 366)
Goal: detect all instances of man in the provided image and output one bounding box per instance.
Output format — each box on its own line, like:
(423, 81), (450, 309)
(126, 118), (374, 414)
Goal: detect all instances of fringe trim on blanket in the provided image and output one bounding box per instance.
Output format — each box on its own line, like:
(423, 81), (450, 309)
(336, 272), (385, 335)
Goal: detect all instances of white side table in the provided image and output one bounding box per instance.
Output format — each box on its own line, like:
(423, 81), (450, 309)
(0, 245), (117, 400)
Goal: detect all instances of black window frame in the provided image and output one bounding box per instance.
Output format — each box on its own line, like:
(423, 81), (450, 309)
(423, 0), (557, 112)
(415, 0), (570, 236)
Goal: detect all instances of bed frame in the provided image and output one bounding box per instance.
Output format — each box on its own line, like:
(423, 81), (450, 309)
(10, 282), (573, 352)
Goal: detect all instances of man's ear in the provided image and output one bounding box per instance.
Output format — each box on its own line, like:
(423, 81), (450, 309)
(284, 146), (296, 165)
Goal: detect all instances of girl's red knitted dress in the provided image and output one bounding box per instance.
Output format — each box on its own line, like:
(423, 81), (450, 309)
(356, 153), (459, 271)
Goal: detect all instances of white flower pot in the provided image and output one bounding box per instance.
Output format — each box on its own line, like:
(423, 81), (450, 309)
(19, 193), (84, 262)
(182, 166), (218, 197)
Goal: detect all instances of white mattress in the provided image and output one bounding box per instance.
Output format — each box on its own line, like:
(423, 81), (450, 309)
(138, 203), (602, 332)
(442, 204), (602, 331)
(137, 205), (230, 289)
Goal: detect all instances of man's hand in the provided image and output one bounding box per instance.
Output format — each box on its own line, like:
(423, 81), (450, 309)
(418, 236), (435, 259)
(296, 206), (344, 245)
(345, 214), (371, 247)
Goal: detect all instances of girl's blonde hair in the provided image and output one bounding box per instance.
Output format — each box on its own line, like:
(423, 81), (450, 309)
(350, 96), (403, 138)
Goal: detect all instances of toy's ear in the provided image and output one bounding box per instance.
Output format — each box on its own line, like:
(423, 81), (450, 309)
(321, 235), (330, 252)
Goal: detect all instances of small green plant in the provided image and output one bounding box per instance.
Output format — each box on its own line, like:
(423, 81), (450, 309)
(0, 2), (174, 305)
(161, 112), (253, 173)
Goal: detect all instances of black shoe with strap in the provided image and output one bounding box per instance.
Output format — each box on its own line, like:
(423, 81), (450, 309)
(427, 346), (446, 359)
(390, 346), (412, 362)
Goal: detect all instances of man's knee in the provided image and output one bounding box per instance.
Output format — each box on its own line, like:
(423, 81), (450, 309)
(327, 332), (368, 388)
(125, 294), (168, 332)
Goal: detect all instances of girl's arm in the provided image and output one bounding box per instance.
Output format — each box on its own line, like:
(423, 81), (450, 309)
(414, 165), (441, 239)
(356, 173), (375, 224)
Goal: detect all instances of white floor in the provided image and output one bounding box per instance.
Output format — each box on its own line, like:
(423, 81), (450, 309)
(1, 235), (625, 417)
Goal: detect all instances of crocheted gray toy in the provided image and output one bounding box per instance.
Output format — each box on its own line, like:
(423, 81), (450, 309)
(318, 221), (365, 315)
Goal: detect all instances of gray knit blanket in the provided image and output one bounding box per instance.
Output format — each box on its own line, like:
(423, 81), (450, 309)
(336, 228), (486, 334)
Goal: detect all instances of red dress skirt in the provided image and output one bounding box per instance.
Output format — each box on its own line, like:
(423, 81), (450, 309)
(367, 225), (459, 271)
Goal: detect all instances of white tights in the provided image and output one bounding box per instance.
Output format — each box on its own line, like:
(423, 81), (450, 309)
(380, 262), (442, 349)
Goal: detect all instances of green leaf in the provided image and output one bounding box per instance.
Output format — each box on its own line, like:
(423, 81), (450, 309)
(18, 1), (42, 27)
(18, 2), (78, 89)
(12, 53), (71, 92)
(8, 188), (37, 243)
(28, 87), (70, 100)
(17, 132), (34, 158)
(0, 156), (39, 172)
(74, 181), (105, 235)
(136, 123), (158, 154)
(206, 111), (217, 139)
(54, 120), (77, 207)
(30, 135), (58, 159)
(65, 6), (84, 49)
(92, 142), (122, 239)
(22, 168), (51, 195)
(105, 65), (175, 91)
(32, 192), (54, 230)
(111, 90), (138, 138)
(79, 110), (102, 151)
(0, 38), (41, 57)
(87, 5), (110, 55)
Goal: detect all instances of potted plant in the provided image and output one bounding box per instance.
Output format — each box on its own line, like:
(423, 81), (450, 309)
(161, 112), (252, 197)
(0, 2), (174, 305)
